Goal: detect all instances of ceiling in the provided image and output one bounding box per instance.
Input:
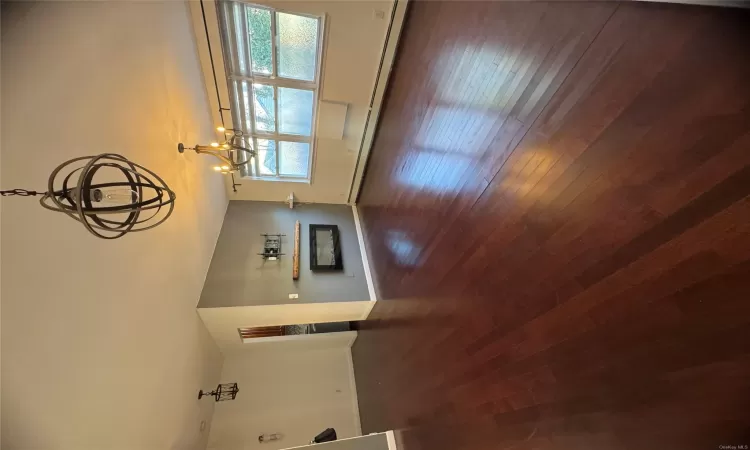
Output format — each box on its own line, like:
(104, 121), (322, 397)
(1, 2), (229, 448)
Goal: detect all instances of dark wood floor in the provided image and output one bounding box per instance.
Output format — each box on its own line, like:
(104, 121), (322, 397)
(352, 2), (750, 449)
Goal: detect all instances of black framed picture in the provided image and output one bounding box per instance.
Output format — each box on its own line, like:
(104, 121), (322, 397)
(309, 224), (343, 271)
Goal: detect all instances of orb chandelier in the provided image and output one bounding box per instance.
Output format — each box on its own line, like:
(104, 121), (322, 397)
(0, 153), (176, 239)
(178, 127), (256, 175)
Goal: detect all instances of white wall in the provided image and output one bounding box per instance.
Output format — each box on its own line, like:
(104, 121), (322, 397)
(284, 433), (390, 450)
(189, 0), (394, 204)
(1, 2), (228, 449)
(199, 302), (373, 350)
(208, 344), (361, 450)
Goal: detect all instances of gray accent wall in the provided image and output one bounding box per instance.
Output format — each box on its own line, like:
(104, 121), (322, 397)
(198, 201), (369, 308)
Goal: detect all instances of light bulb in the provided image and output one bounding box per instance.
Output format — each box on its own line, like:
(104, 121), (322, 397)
(216, 126), (226, 132)
(68, 188), (138, 205)
(210, 142), (219, 148)
(82, 188), (138, 205)
(221, 165), (230, 170)
(223, 144), (231, 149)
(213, 166), (222, 171)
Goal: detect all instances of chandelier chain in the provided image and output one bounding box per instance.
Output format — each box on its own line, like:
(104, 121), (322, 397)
(0, 188), (47, 197)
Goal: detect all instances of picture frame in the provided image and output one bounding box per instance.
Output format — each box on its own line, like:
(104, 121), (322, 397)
(309, 224), (343, 271)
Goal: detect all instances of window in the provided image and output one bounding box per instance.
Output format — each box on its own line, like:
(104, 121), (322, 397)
(218, 2), (323, 180)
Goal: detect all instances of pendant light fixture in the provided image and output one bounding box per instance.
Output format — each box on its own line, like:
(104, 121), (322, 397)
(0, 153), (176, 239)
(178, 127), (255, 175)
(198, 382), (239, 402)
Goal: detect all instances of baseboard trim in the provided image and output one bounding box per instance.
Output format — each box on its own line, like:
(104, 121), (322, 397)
(348, 0), (411, 203)
(352, 205), (378, 320)
(385, 430), (398, 450)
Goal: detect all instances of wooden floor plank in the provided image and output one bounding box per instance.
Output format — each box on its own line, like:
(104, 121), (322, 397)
(353, 2), (750, 449)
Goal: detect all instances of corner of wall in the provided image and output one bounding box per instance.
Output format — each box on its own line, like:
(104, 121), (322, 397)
(351, 204), (378, 319)
(385, 430), (399, 450)
(345, 346), (363, 436)
(196, 198), (230, 310)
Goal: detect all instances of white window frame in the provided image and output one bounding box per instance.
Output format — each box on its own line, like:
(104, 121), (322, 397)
(218, 1), (325, 181)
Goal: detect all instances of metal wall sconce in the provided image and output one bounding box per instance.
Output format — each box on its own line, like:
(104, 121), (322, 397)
(178, 127), (256, 175)
(0, 153), (176, 239)
(198, 382), (239, 402)
(259, 233), (285, 260)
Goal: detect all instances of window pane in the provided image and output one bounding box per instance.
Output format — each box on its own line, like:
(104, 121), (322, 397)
(220, 2), (240, 74)
(276, 12), (319, 81)
(257, 139), (277, 175)
(233, 3), (248, 75)
(252, 84), (276, 132)
(278, 87), (314, 136)
(239, 80), (252, 131)
(241, 157), (254, 177)
(246, 7), (272, 75)
(279, 141), (309, 177)
(236, 134), (254, 177)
